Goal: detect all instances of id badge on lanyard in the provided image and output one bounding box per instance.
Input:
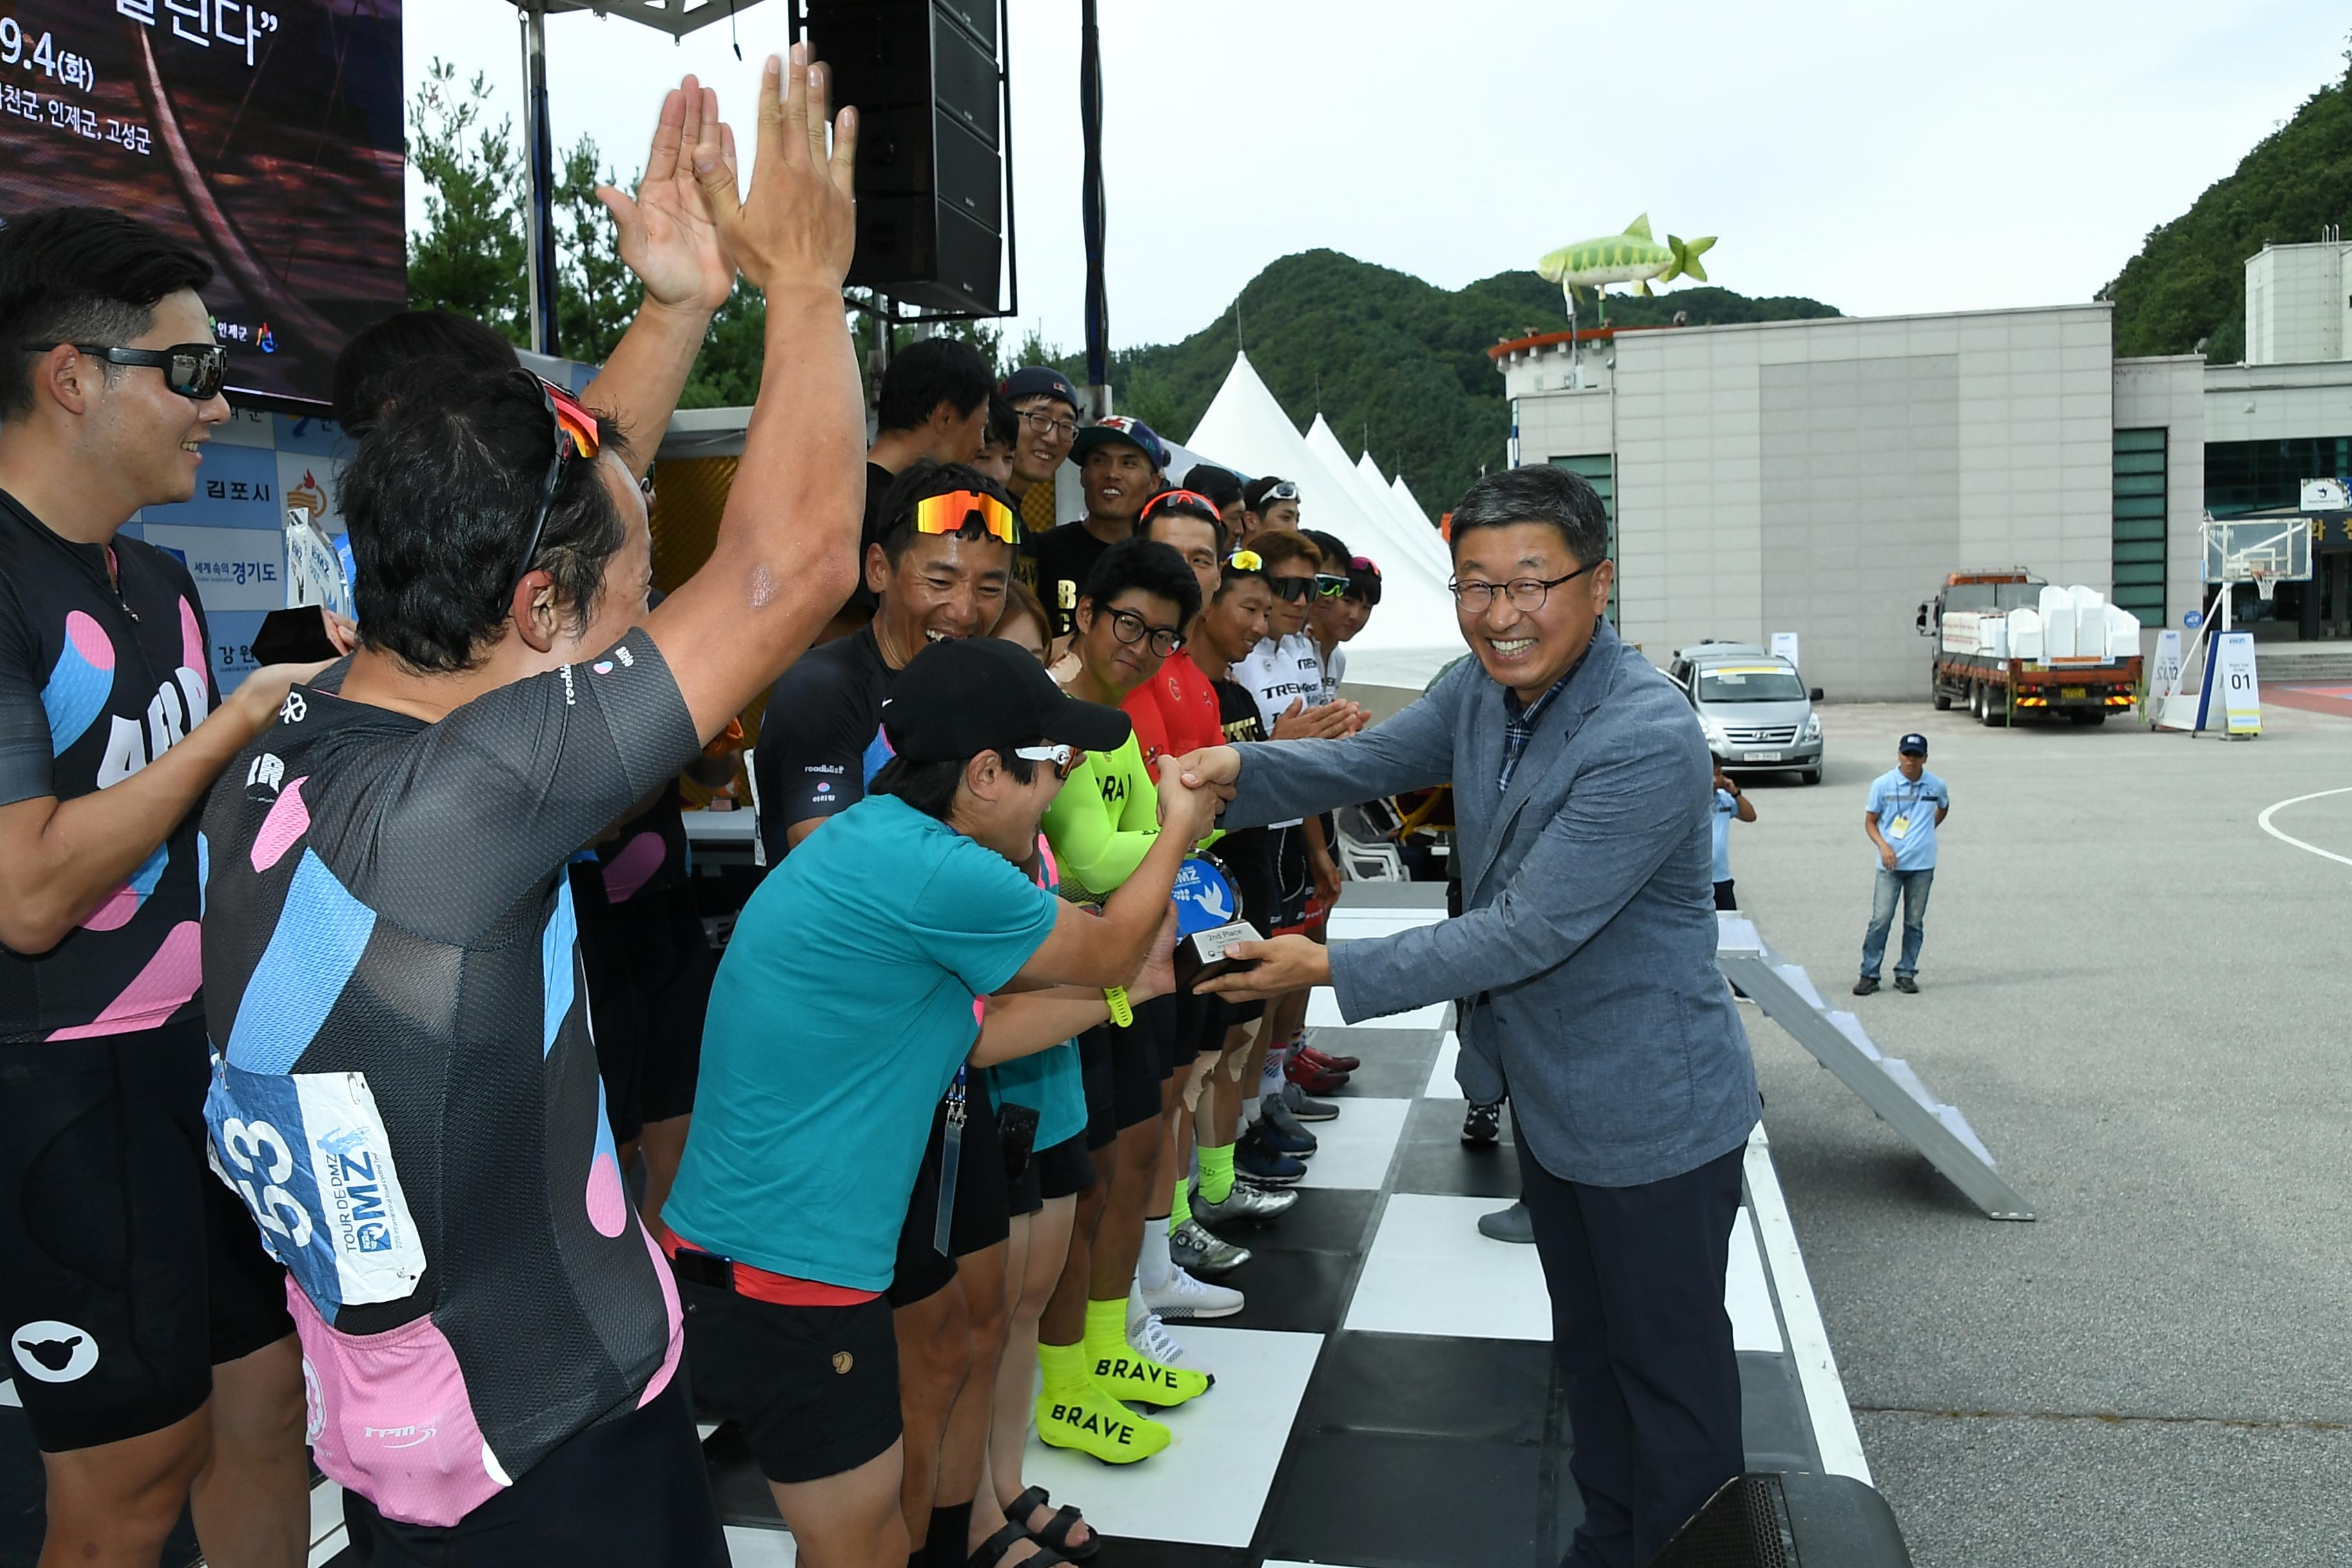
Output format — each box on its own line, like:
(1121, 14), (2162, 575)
(932, 1066), (967, 1257)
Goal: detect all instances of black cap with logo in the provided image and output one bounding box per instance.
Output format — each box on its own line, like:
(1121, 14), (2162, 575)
(882, 636), (1132, 765)
(1898, 732), (1928, 756)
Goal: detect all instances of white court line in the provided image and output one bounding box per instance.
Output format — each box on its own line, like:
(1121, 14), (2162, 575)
(2257, 787), (2352, 869)
(1743, 1124), (1870, 1485)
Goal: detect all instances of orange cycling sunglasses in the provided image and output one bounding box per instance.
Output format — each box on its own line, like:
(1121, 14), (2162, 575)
(911, 489), (1021, 546)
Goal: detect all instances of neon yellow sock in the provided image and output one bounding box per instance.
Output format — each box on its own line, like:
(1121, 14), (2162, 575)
(1037, 1337), (1093, 1400)
(1199, 1142), (1237, 1204)
(1083, 1297), (1129, 1358)
(1170, 1179), (1193, 1230)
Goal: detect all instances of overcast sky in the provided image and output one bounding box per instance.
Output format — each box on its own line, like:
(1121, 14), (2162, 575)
(405, 0), (2347, 358)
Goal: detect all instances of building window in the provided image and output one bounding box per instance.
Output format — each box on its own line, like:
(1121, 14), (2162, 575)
(2205, 435), (2352, 518)
(2112, 428), (2168, 624)
(1549, 455), (1615, 620)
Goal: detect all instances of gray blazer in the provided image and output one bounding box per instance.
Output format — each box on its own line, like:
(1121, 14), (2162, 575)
(1224, 620), (1758, 1188)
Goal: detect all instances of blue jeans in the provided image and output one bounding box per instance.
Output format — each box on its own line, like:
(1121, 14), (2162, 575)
(1860, 866), (1934, 979)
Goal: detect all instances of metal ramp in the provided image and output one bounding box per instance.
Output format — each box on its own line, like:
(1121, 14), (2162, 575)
(1717, 914), (2035, 1222)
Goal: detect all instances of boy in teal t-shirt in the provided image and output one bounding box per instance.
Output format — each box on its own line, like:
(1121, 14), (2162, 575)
(656, 635), (1213, 1557)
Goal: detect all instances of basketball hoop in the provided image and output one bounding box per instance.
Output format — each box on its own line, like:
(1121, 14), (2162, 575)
(2253, 568), (2278, 604)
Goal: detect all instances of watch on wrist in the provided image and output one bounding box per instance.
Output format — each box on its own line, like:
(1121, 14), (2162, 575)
(1104, 986), (1132, 1027)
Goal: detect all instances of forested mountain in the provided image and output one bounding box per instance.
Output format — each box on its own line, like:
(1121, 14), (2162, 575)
(1061, 250), (1838, 513)
(2101, 52), (2352, 362)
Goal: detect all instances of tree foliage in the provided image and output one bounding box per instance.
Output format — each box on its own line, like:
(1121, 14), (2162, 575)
(1050, 250), (1837, 514)
(2101, 43), (2352, 362)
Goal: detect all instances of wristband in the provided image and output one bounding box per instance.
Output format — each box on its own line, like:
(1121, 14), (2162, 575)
(1104, 986), (1133, 1027)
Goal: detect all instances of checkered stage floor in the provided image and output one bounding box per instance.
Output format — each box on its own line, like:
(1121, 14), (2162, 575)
(1, 882), (1866, 1568)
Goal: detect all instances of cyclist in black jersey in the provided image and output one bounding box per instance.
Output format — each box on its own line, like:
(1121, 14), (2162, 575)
(195, 53), (867, 1563)
(0, 207), (346, 1568)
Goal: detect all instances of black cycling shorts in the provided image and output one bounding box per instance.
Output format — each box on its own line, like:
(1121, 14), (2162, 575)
(678, 1282), (901, 1485)
(1271, 825), (1313, 934)
(1, 1021), (294, 1452)
(342, 1374), (728, 1563)
(1079, 1031), (1117, 1152)
(1107, 997), (1174, 1131)
(575, 881), (715, 1141)
(886, 1081), (1009, 1308)
(1170, 987), (1213, 1072)
(1035, 1133), (1095, 1202)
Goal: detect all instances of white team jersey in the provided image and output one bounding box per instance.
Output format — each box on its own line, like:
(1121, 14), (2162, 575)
(1320, 643), (1347, 704)
(1235, 634), (1322, 828)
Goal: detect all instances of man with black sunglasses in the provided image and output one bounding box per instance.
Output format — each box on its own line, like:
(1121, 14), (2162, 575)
(0, 206), (345, 1567)
(190, 50), (867, 1562)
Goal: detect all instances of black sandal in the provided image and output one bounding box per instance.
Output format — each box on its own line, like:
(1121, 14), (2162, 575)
(969, 1519), (1066, 1568)
(1007, 1485), (1100, 1562)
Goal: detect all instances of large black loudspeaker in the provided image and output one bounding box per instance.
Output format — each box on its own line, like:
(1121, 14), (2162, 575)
(1645, 1473), (1913, 1568)
(804, 0), (1004, 315)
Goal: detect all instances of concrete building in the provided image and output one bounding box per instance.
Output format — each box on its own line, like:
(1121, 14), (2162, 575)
(1494, 305), (2206, 701)
(2202, 236), (2352, 643)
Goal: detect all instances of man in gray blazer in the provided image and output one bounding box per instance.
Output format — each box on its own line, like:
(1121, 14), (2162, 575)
(1182, 466), (1761, 1568)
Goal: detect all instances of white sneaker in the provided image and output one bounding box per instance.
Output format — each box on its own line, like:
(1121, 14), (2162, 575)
(1140, 1263), (1244, 1321)
(1127, 1306), (1199, 1372)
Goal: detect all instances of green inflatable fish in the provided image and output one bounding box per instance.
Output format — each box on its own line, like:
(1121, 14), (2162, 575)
(1537, 214), (1715, 304)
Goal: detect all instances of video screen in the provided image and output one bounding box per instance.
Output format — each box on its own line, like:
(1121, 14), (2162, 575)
(0, 0), (406, 407)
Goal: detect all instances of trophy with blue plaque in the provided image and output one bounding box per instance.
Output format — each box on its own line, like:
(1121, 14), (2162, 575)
(1172, 854), (1261, 990)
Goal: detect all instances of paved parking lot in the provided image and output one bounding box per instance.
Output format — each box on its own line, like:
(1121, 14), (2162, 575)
(1726, 698), (2352, 1567)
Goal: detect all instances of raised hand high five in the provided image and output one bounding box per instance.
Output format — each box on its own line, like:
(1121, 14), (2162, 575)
(597, 76), (738, 316)
(696, 43), (858, 296)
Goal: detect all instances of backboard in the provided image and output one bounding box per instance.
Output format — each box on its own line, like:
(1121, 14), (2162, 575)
(2202, 515), (2312, 585)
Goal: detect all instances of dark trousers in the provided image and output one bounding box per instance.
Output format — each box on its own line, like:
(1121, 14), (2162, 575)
(1515, 1136), (1747, 1568)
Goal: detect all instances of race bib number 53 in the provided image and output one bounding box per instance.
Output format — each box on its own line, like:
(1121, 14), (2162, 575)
(205, 1063), (427, 1316)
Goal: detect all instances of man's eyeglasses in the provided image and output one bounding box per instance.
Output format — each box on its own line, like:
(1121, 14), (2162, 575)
(911, 489), (1021, 546)
(23, 342), (227, 402)
(1249, 481), (1298, 508)
(1224, 549), (1264, 574)
(1017, 408), (1079, 442)
(1102, 607), (1185, 658)
(1012, 743), (1084, 779)
(1313, 573), (1349, 598)
(1447, 563), (1595, 613)
(516, 373), (601, 588)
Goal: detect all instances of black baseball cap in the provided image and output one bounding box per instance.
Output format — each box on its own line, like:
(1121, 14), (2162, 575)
(1182, 464), (1244, 507)
(882, 636), (1131, 765)
(1898, 733), (1928, 756)
(1000, 366), (1081, 413)
(1070, 415), (1168, 471)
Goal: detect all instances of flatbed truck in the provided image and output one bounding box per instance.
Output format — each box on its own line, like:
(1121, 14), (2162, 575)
(1917, 570), (2143, 727)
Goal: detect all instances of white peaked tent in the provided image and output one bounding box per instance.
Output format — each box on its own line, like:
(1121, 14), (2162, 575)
(1391, 475), (1431, 532)
(1306, 416), (1450, 585)
(1355, 451), (1453, 581)
(1186, 354), (1464, 692)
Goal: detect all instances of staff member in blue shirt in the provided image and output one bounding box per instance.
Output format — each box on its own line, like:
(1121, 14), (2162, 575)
(1854, 733), (1950, 995)
(1709, 756), (1754, 912)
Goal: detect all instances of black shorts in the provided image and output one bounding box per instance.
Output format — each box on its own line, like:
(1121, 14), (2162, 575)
(1271, 825), (1312, 933)
(575, 881), (716, 1141)
(342, 1372), (727, 1563)
(0, 1021), (295, 1452)
(1170, 987), (1213, 1072)
(1714, 879), (1738, 912)
(886, 1081), (1010, 1308)
(1079, 1030), (1117, 1152)
(1035, 1133), (1094, 1202)
(1106, 997), (1174, 1131)
(678, 1280), (901, 1485)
